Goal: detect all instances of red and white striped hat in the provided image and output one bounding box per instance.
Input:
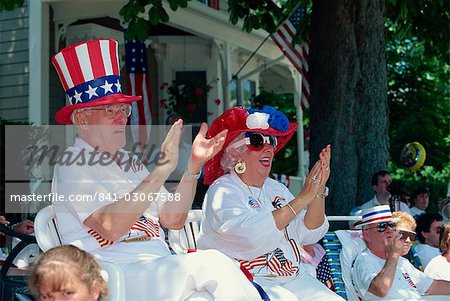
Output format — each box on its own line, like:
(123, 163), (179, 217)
(354, 205), (400, 229)
(52, 39), (141, 124)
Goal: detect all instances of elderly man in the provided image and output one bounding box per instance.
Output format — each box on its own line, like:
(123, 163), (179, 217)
(352, 205), (450, 300)
(50, 39), (261, 300)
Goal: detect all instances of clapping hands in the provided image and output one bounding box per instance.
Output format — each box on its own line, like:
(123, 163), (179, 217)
(298, 145), (331, 204)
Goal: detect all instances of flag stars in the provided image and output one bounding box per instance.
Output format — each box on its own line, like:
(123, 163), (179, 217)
(73, 90), (83, 103)
(101, 80), (114, 94)
(115, 80), (122, 92)
(85, 85), (98, 99)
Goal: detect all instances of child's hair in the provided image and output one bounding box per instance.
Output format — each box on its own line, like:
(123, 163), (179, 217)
(29, 245), (108, 300)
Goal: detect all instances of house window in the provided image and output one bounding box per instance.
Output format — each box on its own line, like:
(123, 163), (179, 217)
(175, 71), (207, 124)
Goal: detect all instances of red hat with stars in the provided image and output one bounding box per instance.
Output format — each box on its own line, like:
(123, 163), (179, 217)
(52, 39), (141, 124)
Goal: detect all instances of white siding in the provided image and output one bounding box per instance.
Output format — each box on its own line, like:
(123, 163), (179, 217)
(0, 3), (29, 122)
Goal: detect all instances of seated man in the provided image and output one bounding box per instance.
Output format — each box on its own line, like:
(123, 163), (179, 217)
(410, 187), (430, 218)
(350, 171), (410, 223)
(352, 205), (450, 300)
(50, 39), (261, 300)
(415, 213), (444, 268)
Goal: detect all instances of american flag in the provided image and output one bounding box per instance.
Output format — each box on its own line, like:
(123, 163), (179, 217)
(271, 5), (310, 109)
(316, 254), (335, 291)
(125, 40), (153, 151)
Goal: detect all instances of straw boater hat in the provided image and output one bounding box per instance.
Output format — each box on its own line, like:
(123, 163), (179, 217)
(203, 106), (298, 185)
(354, 205), (400, 229)
(52, 39), (141, 124)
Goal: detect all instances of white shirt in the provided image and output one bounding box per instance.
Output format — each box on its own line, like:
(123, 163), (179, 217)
(410, 206), (425, 218)
(198, 171), (328, 280)
(424, 255), (450, 281)
(360, 196), (411, 214)
(352, 249), (433, 301)
(416, 244), (441, 269)
(52, 137), (171, 260)
(349, 197), (411, 228)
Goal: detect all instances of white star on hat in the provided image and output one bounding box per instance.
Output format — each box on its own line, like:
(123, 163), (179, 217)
(85, 85), (98, 99)
(115, 80), (122, 92)
(101, 80), (114, 94)
(73, 90), (82, 104)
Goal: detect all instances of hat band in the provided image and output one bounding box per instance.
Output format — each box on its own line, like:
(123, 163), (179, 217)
(65, 75), (121, 105)
(362, 208), (391, 219)
(362, 215), (394, 225)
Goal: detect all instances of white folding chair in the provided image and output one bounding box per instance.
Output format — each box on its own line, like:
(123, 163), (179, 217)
(167, 209), (203, 254)
(34, 205), (126, 301)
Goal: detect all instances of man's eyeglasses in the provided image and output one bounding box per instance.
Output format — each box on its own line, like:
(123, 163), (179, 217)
(399, 230), (416, 241)
(82, 104), (132, 119)
(230, 133), (277, 151)
(364, 222), (397, 233)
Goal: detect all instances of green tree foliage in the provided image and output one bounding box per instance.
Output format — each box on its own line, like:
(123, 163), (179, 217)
(0, 0), (24, 12)
(385, 0), (449, 209)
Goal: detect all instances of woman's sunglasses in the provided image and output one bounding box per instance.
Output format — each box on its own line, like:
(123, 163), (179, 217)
(399, 230), (417, 241)
(364, 222), (397, 233)
(231, 133), (277, 151)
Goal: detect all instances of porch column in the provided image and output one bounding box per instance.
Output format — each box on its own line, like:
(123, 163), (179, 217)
(29, 0), (49, 125)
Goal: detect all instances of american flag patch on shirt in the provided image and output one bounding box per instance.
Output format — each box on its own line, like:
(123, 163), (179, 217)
(129, 215), (160, 238)
(248, 196), (261, 209)
(402, 272), (417, 288)
(88, 215), (160, 248)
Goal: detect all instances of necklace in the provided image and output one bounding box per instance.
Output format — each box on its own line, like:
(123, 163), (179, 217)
(246, 184), (263, 202)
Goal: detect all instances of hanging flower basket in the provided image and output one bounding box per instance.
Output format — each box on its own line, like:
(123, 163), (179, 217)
(159, 79), (219, 123)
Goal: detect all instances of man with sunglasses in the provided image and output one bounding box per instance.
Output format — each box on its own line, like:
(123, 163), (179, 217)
(416, 213), (444, 268)
(352, 205), (450, 300)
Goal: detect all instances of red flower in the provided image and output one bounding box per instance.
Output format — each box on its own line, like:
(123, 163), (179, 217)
(194, 88), (204, 96)
(214, 98), (221, 106)
(187, 103), (196, 112)
(159, 99), (167, 109)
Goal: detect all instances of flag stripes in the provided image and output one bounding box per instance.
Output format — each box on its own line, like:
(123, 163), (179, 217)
(125, 40), (153, 149)
(271, 5), (310, 109)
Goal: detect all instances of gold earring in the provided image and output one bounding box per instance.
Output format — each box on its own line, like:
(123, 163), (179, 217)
(234, 159), (246, 174)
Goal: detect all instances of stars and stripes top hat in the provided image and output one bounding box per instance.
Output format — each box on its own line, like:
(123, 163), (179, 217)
(203, 106), (298, 185)
(354, 205), (400, 229)
(52, 39), (142, 124)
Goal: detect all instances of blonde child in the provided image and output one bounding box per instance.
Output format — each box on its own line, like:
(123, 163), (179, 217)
(29, 245), (108, 301)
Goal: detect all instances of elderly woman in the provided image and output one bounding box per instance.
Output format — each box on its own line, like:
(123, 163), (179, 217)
(197, 106), (343, 300)
(392, 211), (417, 256)
(425, 223), (450, 281)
